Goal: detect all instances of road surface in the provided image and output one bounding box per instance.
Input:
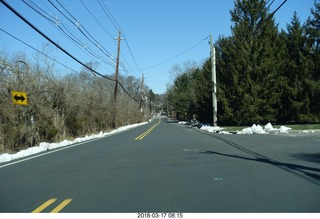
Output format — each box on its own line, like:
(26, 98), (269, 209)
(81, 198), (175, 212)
(0, 117), (319, 212)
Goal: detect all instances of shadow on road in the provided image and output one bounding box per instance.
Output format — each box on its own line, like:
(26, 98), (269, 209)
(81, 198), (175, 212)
(193, 131), (320, 186)
(200, 150), (320, 184)
(290, 153), (320, 164)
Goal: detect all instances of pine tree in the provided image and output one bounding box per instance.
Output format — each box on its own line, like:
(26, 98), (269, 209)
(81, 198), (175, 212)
(280, 12), (310, 123)
(305, 0), (320, 121)
(191, 61), (213, 124)
(215, 35), (241, 125)
(167, 71), (195, 121)
(227, 0), (280, 125)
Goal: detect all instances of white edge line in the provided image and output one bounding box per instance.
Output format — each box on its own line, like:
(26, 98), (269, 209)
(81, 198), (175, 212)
(0, 137), (99, 169)
(0, 122), (149, 169)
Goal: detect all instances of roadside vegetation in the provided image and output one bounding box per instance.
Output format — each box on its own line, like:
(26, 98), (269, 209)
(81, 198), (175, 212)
(0, 50), (164, 153)
(223, 124), (320, 133)
(167, 0), (320, 126)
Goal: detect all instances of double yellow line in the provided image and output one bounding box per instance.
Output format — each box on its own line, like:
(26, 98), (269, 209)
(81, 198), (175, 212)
(135, 118), (161, 141)
(32, 198), (72, 213)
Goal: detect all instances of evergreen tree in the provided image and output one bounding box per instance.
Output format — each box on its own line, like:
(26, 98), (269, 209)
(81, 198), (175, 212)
(191, 61), (212, 124)
(215, 35), (241, 125)
(167, 0), (319, 125)
(227, 0), (280, 124)
(167, 71), (195, 120)
(305, 0), (320, 121)
(280, 12), (310, 123)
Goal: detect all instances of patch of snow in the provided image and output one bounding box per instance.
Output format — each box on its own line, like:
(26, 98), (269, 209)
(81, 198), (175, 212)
(219, 131), (232, 135)
(182, 122), (294, 135)
(237, 124), (267, 134)
(200, 125), (232, 134)
(200, 125), (224, 133)
(0, 121), (148, 164)
(277, 126), (292, 133)
(264, 123), (276, 132)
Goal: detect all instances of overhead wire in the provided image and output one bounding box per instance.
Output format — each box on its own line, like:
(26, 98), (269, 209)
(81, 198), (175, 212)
(52, 0), (139, 99)
(21, 0), (116, 73)
(251, 0), (288, 37)
(0, 0), (139, 102)
(48, 0), (115, 61)
(95, 0), (144, 78)
(51, 0), (134, 78)
(97, 0), (122, 33)
(22, 0), (55, 22)
(220, 0), (288, 61)
(79, 0), (114, 40)
(0, 27), (78, 73)
(136, 35), (210, 71)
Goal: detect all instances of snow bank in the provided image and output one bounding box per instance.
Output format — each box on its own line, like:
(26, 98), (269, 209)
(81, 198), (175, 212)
(264, 123), (276, 132)
(237, 124), (267, 134)
(0, 121), (148, 164)
(200, 125), (223, 133)
(278, 125), (292, 133)
(190, 122), (293, 135)
(236, 123), (292, 134)
(200, 125), (232, 134)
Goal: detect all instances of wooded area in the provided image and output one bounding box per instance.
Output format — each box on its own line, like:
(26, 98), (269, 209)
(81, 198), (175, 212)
(0, 50), (162, 152)
(1, 0), (320, 153)
(167, 0), (320, 126)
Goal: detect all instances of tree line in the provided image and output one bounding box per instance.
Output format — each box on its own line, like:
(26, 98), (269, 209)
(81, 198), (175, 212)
(0, 49), (154, 153)
(167, 0), (320, 126)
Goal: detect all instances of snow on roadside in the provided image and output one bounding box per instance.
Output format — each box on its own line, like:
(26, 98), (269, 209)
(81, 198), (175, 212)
(200, 125), (232, 134)
(237, 124), (267, 134)
(180, 121), (293, 135)
(0, 121), (148, 164)
(277, 125), (292, 133)
(236, 123), (292, 134)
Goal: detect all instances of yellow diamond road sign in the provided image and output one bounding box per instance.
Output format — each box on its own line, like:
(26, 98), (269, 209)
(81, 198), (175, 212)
(12, 91), (28, 106)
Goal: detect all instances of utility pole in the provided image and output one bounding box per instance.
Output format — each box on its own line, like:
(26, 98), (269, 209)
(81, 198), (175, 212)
(112, 31), (122, 129)
(210, 34), (217, 126)
(140, 74), (145, 120)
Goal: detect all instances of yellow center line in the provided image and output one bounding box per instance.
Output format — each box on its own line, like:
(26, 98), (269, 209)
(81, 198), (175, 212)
(32, 198), (72, 213)
(32, 198), (57, 213)
(51, 198), (72, 213)
(135, 118), (161, 141)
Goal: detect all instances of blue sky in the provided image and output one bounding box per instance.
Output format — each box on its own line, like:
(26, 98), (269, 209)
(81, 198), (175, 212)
(0, 0), (316, 94)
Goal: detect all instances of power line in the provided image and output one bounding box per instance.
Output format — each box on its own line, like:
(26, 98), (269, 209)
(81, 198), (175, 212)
(21, 0), (116, 73)
(79, 0), (114, 40)
(135, 35), (210, 71)
(0, 0), (139, 102)
(97, 0), (122, 33)
(0, 27), (78, 73)
(94, 0), (144, 78)
(22, 0), (55, 22)
(221, 0), (288, 61)
(269, 0), (287, 17)
(48, 0), (115, 61)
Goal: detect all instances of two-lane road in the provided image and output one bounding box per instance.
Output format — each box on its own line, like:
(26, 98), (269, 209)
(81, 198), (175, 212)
(0, 117), (319, 212)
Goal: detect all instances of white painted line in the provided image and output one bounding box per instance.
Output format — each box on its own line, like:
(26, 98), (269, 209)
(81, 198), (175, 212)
(183, 149), (199, 152)
(0, 138), (99, 169)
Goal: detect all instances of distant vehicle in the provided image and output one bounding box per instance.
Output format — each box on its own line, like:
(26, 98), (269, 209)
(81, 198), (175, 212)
(190, 119), (202, 128)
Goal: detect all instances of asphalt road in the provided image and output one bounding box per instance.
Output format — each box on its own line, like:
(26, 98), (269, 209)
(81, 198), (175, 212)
(0, 116), (319, 213)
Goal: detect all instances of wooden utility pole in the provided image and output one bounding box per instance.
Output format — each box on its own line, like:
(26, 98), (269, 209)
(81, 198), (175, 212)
(112, 31), (122, 129)
(139, 74), (145, 119)
(210, 34), (217, 126)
